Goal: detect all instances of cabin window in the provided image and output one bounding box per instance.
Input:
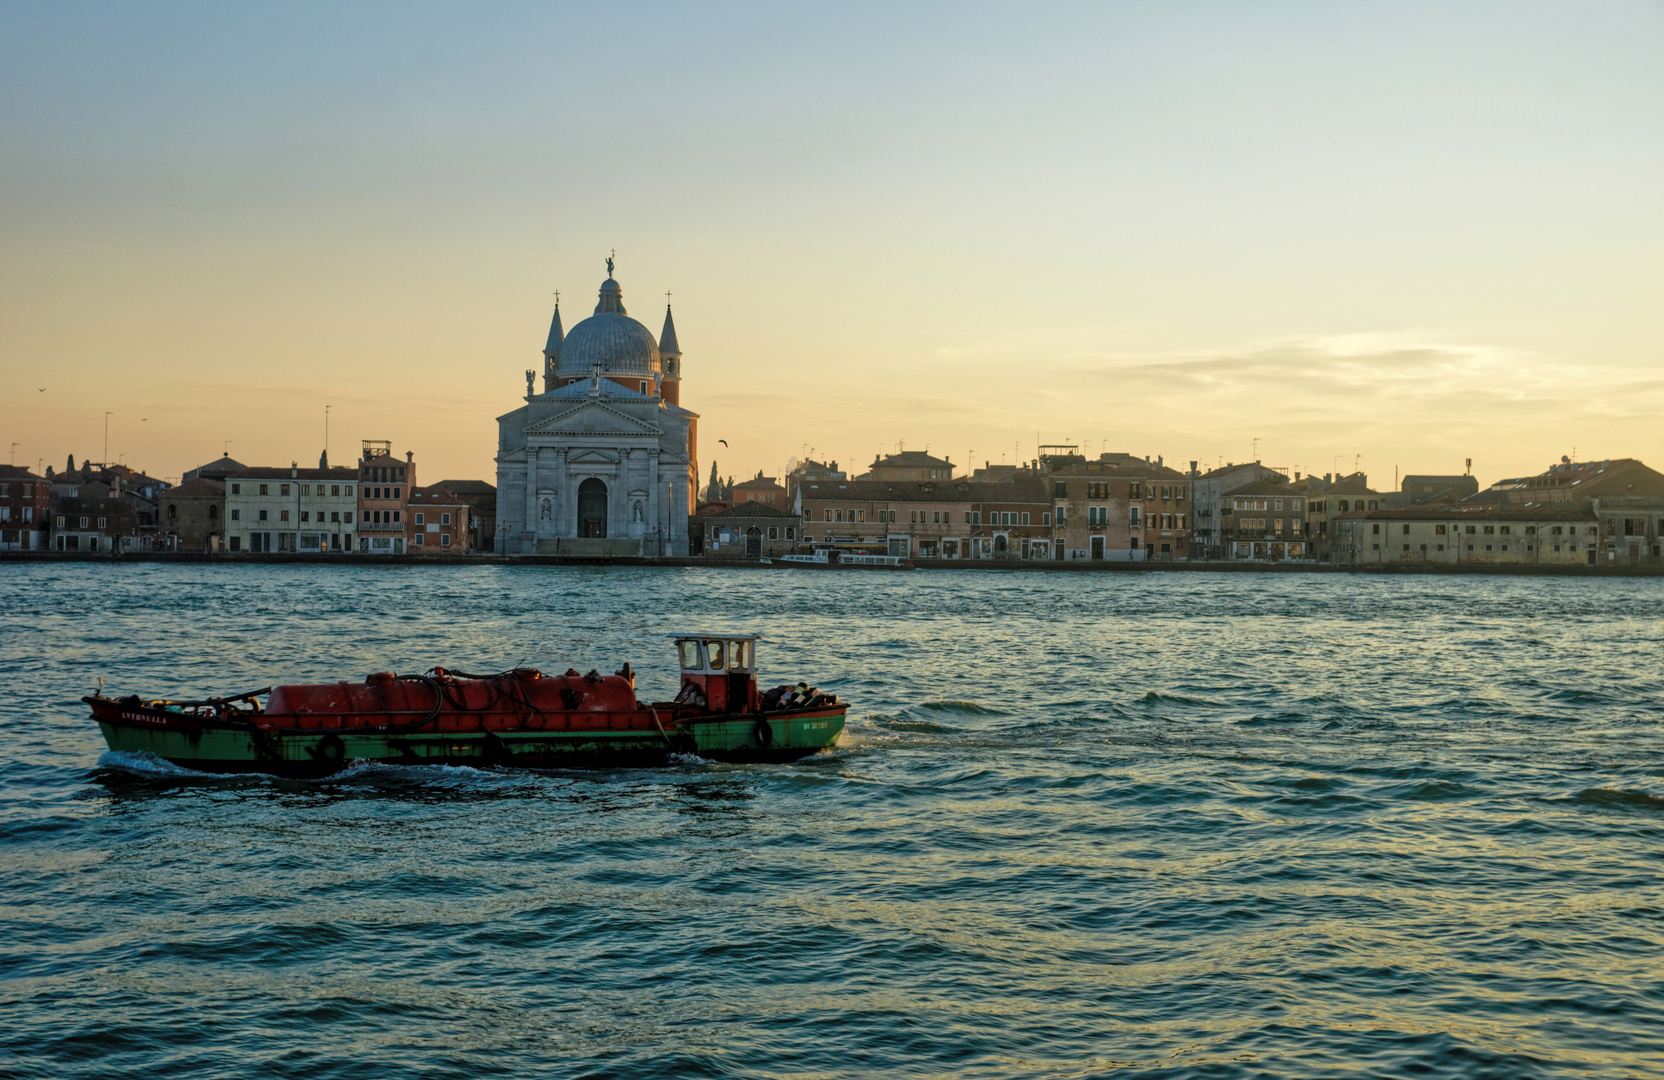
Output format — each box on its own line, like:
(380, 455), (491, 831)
(705, 640), (725, 671)
(730, 640), (751, 670)
(679, 640), (702, 669)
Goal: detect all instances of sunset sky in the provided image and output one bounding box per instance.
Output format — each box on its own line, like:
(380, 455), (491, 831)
(3, 2), (1661, 489)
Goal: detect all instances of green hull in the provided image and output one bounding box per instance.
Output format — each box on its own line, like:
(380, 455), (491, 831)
(96, 709), (845, 776)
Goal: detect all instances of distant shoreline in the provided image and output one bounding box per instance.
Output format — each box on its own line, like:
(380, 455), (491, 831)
(3, 551), (1661, 577)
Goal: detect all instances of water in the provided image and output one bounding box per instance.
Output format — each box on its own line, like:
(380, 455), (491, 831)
(3, 564), (1663, 1079)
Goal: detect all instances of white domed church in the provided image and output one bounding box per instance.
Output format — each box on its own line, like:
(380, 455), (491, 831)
(494, 260), (697, 555)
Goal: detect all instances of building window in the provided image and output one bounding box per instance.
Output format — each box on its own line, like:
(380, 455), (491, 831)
(300, 485), (309, 495)
(768, 527), (779, 540)
(96, 517), (106, 529)
(441, 513), (451, 526)
(1436, 524), (1446, 534)
(393, 511), (400, 522)
(300, 512), (309, 523)
(231, 509), (240, 521)
(259, 510), (268, 521)
(441, 534), (451, 547)
(1042, 512), (1051, 526)
(231, 484), (240, 495)
(786, 527), (795, 540)
(1372, 524), (1380, 534)
(413, 533), (424, 545)
(1402, 524), (1410, 534)
(415, 513), (425, 525)
(259, 484), (269, 495)
(1021, 513), (1030, 526)
(280, 510), (290, 522)
(364, 510), (371, 521)
(1500, 525), (1511, 535)
(330, 512), (339, 523)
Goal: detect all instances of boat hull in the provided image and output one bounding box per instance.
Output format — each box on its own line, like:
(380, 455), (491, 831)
(93, 705), (846, 776)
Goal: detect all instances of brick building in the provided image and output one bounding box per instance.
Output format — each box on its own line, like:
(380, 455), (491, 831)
(1049, 456), (1192, 561)
(699, 503), (802, 558)
(797, 477), (1049, 559)
(731, 472), (789, 509)
(1303, 473), (1379, 562)
(356, 442), (412, 555)
(1220, 478), (1310, 560)
(435, 480), (497, 553)
(408, 486), (470, 553)
(52, 497), (141, 552)
(162, 478), (226, 553)
(0, 467), (51, 551)
(859, 451), (956, 482)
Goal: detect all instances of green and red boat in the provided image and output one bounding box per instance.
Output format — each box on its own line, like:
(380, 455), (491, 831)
(86, 634), (846, 776)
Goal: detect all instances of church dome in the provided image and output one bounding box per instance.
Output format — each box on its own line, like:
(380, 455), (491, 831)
(556, 274), (660, 376)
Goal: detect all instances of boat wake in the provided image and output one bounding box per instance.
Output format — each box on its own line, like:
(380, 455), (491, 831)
(96, 750), (222, 778)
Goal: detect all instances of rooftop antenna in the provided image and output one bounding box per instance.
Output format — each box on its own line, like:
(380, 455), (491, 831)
(9, 442), (18, 465)
(1251, 436), (1260, 462)
(324, 405), (331, 463)
(104, 411), (113, 465)
(223, 440), (233, 457)
(1354, 453), (1361, 472)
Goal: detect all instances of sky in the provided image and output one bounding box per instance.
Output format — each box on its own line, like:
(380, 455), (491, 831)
(3, 1), (1662, 490)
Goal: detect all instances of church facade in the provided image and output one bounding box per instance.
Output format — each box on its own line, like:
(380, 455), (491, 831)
(494, 262), (697, 555)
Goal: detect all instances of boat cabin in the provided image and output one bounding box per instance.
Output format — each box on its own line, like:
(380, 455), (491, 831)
(671, 634), (759, 713)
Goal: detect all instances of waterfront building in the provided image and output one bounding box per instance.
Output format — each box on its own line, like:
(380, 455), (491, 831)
(354, 442), (410, 554)
(731, 472), (789, 509)
(699, 503), (802, 559)
(1303, 473), (1379, 562)
(1589, 495), (1664, 566)
(495, 264), (697, 556)
(796, 477), (1049, 559)
(407, 486), (470, 553)
(0, 467), (51, 551)
(434, 480), (497, 553)
(163, 478), (226, 553)
(227, 464), (358, 553)
(1189, 462), (1286, 559)
(1221, 479), (1309, 560)
(1048, 455), (1191, 561)
(1335, 502), (1598, 566)
(51, 496), (140, 552)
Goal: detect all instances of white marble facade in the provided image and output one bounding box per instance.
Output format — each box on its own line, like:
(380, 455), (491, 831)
(495, 267), (696, 555)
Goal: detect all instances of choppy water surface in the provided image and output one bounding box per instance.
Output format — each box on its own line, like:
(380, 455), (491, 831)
(3, 564), (1663, 1079)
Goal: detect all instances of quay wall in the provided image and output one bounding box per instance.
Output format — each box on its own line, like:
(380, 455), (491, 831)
(4, 551), (1663, 577)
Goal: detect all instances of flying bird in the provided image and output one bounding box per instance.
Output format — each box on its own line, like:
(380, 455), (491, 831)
(718, 439), (729, 447)
(38, 388), (46, 392)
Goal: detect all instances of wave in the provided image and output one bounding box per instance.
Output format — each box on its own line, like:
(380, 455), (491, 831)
(1567, 787), (1664, 813)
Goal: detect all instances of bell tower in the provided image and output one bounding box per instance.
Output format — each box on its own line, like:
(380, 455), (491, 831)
(541, 293), (564, 393)
(659, 300), (682, 407)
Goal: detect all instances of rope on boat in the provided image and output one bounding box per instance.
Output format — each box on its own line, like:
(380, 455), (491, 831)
(648, 705), (673, 748)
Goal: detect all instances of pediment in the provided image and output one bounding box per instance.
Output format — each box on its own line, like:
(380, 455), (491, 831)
(526, 400), (663, 438)
(567, 448), (619, 466)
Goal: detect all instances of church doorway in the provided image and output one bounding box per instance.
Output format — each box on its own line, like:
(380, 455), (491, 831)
(578, 479), (608, 538)
(746, 527), (761, 556)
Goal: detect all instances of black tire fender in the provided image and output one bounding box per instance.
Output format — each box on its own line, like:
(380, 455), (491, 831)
(753, 717), (774, 748)
(310, 732), (346, 763)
